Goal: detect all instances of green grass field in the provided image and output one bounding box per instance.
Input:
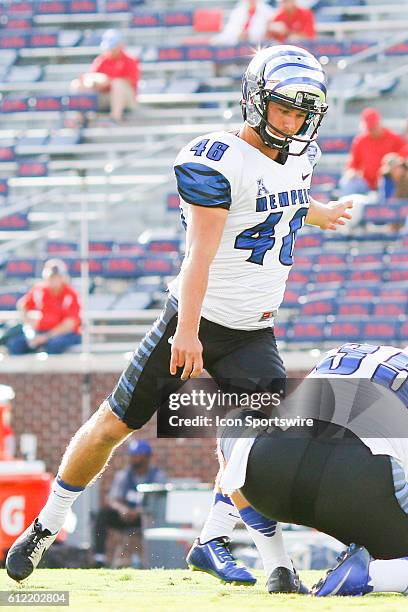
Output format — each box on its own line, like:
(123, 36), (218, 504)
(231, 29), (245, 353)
(0, 569), (406, 611)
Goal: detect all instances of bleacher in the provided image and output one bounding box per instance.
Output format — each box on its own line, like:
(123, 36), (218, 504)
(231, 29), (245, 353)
(1, 0), (408, 356)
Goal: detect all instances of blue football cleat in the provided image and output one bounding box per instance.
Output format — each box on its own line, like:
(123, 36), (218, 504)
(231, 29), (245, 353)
(312, 544), (373, 597)
(186, 537), (257, 585)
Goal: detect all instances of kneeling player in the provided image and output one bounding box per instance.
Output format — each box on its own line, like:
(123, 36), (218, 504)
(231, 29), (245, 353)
(217, 343), (408, 596)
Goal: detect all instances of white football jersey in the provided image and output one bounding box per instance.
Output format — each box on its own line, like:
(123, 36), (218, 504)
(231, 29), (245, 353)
(168, 130), (320, 330)
(220, 343), (408, 494)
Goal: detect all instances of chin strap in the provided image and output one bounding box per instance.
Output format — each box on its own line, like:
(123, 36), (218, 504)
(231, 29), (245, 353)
(256, 124), (290, 165)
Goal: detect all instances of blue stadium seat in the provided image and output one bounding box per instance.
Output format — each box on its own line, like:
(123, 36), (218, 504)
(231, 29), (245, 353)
(17, 160), (48, 177)
(116, 242), (145, 255)
(89, 240), (115, 254)
(291, 317), (327, 343)
(0, 178), (9, 199)
(105, 0), (130, 12)
(337, 298), (373, 317)
(287, 268), (311, 284)
(64, 257), (105, 277)
(362, 318), (400, 342)
(0, 144), (15, 162)
(0, 97), (29, 113)
(318, 135), (353, 154)
(314, 267), (349, 285)
(5, 258), (37, 278)
(103, 256), (140, 278)
(315, 251), (346, 266)
(389, 248), (408, 265)
(361, 202), (401, 225)
(379, 283), (408, 299)
(274, 320), (292, 343)
(282, 283), (307, 308)
(294, 250), (318, 267)
(29, 32), (59, 48)
(373, 299), (407, 317)
(300, 295), (337, 317)
(138, 255), (178, 277)
(296, 231), (324, 249)
(32, 95), (63, 112)
(350, 249), (385, 266)
(388, 265), (408, 283)
(342, 282), (380, 299)
(65, 94), (98, 112)
(46, 240), (78, 254)
(349, 265), (384, 284)
(0, 290), (24, 310)
(166, 193), (180, 211)
(0, 213), (29, 230)
(326, 317), (364, 343)
(36, 1), (71, 15)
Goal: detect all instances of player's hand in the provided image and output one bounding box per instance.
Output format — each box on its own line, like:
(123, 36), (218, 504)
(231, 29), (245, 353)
(169, 330), (203, 380)
(323, 199), (353, 230)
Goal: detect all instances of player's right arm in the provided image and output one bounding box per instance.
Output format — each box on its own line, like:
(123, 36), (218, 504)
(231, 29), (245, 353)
(170, 205), (228, 380)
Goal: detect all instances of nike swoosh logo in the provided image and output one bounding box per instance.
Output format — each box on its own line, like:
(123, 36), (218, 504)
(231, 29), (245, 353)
(207, 545), (228, 570)
(330, 567), (352, 595)
(302, 173), (311, 181)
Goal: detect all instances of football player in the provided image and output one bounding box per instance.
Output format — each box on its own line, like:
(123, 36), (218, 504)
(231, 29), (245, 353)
(6, 45), (352, 585)
(217, 342), (408, 596)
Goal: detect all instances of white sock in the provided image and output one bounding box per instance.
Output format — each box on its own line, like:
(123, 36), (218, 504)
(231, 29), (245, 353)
(369, 558), (408, 593)
(199, 492), (240, 543)
(38, 475), (84, 534)
(239, 507), (292, 577)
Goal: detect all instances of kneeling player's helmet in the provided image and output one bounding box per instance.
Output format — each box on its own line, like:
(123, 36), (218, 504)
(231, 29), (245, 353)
(241, 45), (328, 156)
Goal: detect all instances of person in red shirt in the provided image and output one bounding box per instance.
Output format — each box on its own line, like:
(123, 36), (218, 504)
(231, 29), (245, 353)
(71, 29), (140, 123)
(339, 108), (407, 196)
(7, 259), (81, 355)
(267, 0), (316, 43)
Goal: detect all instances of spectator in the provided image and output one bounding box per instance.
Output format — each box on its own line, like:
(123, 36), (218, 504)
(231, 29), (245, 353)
(339, 108), (407, 197)
(6, 259), (81, 355)
(93, 439), (166, 568)
(267, 0), (316, 43)
(71, 29), (140, 124)
(213, 0), (273, 46)
(379, 153), (408, 201)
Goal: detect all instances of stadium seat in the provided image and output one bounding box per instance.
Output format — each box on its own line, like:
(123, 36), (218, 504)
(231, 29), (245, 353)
(350, 249), (385, 266)
(5, 258), (38, 279)
(287, 268), (311, 284)
(362, 318), (400, 342)
(89, 241), (115, 254)
(326, 317), (364, 343)
(46, 240), (79, 254)
(0, 213), (29, 230)
(273, 320), (292, 343)
(17, 160), (48, 177)
(291, 317), (327, 343)
(116, 242), (145, 255)
(282, 283), (307, 308)
(103, 256), (140, 279)
(193, 9), (223, 33)
(313, 267), (349, 285)
(296, 232), (324, 249)
(337, 298), (373, 317)
(318, 136), (353, 154)
(299, 295), (337, 317)
(294, 251), (318, 267)
(0, 290), (24, 310)
(373, 299), (407, 317)
(361, 203), (401, 225)
(167, 193), (180, 211)
(349, 266), (384, 284)
(389, 248), (408, 264)
(379, 283), (408, 299)
(388, 264), (408, 283)
(342, 282), (380, 299)
(315, 251), (346, 267)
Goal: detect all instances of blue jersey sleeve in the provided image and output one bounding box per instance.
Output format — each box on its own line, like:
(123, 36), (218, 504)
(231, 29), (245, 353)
(174, 162), (232, 210)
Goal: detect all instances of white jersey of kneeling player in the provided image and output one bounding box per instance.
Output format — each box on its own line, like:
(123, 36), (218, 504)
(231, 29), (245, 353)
(168, 130), (321, 331)
(220, 342), (408, 494)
